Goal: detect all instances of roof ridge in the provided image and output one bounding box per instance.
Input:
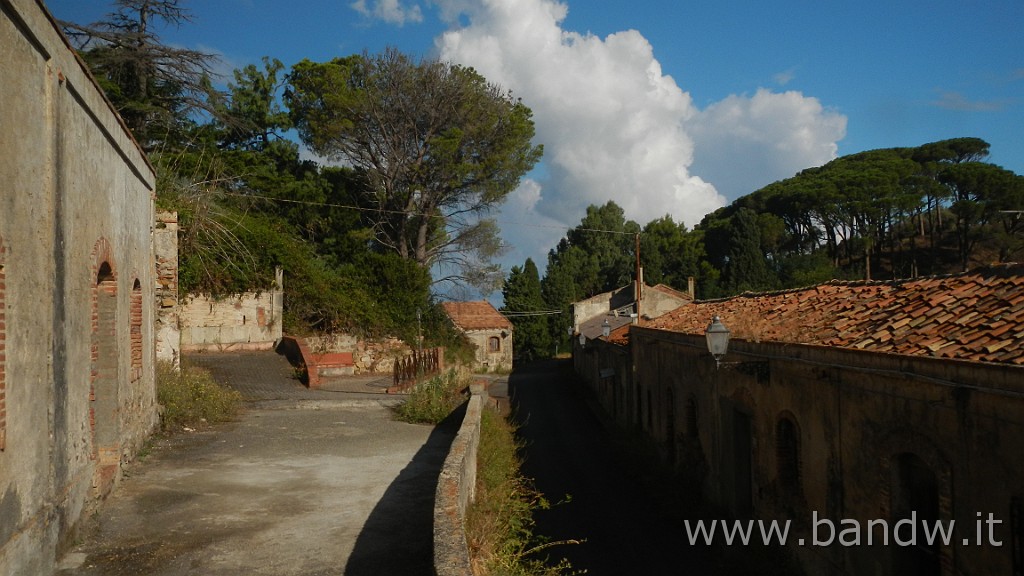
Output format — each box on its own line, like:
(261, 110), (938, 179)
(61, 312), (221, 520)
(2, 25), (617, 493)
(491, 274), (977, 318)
(694, 263), (1024, 304)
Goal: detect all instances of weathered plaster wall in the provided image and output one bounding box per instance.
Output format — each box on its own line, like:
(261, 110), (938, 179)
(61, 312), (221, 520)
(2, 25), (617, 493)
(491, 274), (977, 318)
(580, 328), (1024, 576)
(0, 0), (157, 572)
(180, 269), (283, 352)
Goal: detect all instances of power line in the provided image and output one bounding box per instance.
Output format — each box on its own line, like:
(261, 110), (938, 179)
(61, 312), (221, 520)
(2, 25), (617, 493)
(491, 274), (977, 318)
(218, 191), (639, 236)
(501, 310), (563, 317)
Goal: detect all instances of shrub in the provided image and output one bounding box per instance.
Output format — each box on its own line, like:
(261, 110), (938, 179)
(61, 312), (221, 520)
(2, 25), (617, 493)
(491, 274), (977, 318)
(156, 361), (243, 431)
(393, 369), (467, 424)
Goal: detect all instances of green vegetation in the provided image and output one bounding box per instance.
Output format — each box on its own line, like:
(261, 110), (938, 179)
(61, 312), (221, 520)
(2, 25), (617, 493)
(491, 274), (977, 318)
(393, 370), (468, 425)
(60, 3), (540, 347)
(503, 138), (1023, 358)
(466, 408), (576, 575)
(156, 361), (243, 432)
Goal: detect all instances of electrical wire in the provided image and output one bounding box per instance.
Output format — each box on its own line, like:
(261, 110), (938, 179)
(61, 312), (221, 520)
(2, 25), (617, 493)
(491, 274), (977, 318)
(219, 191), (640, 236)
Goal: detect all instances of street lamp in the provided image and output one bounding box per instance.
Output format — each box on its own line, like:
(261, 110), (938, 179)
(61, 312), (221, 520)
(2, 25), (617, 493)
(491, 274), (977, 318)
(705, 316), (730, 368)
(601, 319), (611, 338)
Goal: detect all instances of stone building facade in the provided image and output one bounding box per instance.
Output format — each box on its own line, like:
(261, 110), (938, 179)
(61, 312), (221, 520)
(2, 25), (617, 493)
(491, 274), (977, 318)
(577, 265), (1024, 575)
(442, 301), (513, 372)
(1, 1), (158, 573)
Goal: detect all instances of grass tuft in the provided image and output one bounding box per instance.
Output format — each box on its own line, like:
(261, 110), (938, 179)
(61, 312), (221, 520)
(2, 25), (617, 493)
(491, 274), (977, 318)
(156, 361), (243, 432)
(393, 369), (468, 424)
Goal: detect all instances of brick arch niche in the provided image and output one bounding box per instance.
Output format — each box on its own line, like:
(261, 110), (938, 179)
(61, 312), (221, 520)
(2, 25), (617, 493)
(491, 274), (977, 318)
(129, 278), (142, 383)
(876, 431), (953, 576)
(90, 239), (120, 497)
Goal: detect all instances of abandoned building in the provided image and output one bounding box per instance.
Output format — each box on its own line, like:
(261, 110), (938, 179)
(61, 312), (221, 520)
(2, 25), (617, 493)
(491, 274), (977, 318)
(1, 1), (158, 573)
(573, 280), (692, 345)
(442, 301), (514, 372)
(574, 264), (1024, 576)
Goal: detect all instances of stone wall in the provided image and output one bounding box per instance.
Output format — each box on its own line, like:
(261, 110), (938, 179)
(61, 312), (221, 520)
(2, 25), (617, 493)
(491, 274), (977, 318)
(180, 269), (283, 352)
(580, 328), (1024, 576)
(464, 329), (513, 373)
(0, 1), (158, 572)
(304, 334), (409, 374)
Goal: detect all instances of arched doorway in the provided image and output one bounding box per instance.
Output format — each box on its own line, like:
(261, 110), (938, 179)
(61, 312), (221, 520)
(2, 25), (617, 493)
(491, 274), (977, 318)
(892, 452), (940, 576)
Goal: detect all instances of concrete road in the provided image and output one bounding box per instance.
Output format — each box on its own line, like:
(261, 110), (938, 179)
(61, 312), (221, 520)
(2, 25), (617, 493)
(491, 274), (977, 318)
(510, 359), (710, 575)
(54, 352), (455, 576)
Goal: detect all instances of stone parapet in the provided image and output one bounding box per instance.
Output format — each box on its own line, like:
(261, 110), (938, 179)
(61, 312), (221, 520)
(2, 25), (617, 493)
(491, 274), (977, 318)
(433, 389), (486, 576)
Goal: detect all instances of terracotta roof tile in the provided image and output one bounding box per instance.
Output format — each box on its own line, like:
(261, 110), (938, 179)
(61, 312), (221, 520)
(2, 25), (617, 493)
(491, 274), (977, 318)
(646, 263), (1024, 365)
(441, 301), (512, 331)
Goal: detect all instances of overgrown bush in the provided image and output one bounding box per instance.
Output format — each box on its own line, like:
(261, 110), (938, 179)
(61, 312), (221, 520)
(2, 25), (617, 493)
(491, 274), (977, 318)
(467, 408), (576, 575)
(393, 369), (467, 424)
(156, 361), (243, 431)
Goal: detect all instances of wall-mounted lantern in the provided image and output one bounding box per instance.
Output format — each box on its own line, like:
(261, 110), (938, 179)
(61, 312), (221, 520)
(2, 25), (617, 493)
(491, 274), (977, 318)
(601, 319), (611, 338)
(578, 333), (586, 346)
(705, 316), (730, 369)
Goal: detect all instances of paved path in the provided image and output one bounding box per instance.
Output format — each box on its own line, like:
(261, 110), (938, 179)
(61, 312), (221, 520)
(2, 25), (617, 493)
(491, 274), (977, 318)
(55, 351), (453, 576)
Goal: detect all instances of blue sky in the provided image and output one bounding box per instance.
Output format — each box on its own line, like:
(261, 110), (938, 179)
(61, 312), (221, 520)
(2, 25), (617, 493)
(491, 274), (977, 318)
(46, 0), (1024, 288)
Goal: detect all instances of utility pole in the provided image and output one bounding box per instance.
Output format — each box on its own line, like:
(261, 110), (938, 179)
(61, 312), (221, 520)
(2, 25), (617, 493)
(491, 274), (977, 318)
(635, 232), (642, 312)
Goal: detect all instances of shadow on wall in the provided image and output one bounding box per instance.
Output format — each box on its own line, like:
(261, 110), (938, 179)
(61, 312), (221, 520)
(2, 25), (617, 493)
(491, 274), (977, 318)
(343, 403), (465, 575)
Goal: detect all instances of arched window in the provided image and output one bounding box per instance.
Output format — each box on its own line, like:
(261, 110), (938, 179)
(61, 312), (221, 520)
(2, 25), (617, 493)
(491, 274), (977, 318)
(488, 336), (500, 352)
(776, 415), (801, 495)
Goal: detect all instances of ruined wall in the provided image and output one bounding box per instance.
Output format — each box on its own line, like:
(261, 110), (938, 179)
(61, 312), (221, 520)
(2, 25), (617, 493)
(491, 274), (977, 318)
(580, 328), (1024, 576)
(180, 269), (283, 352)
(0, 1), (157, 572)
(153, 211), (179, 366)
(304, 334), (408, 374)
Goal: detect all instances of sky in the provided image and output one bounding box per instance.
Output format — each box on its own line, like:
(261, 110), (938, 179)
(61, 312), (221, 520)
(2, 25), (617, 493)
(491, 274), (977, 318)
(45, 0), (1024, 291)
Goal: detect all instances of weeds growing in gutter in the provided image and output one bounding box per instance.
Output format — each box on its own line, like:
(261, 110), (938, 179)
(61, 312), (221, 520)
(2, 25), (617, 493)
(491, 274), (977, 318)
(467, 407), (578, 575)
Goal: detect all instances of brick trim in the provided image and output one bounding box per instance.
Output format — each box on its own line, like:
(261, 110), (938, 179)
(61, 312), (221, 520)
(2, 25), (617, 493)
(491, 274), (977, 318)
(129, 278), (142, 383)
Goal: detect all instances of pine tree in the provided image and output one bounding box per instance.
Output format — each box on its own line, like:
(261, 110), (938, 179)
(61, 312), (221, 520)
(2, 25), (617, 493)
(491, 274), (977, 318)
(502, 259), (551, 360)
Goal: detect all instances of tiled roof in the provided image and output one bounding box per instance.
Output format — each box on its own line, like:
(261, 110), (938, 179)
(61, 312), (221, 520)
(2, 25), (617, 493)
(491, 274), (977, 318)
(646, 264), (1024, 365)
(441, 301), (513, 331)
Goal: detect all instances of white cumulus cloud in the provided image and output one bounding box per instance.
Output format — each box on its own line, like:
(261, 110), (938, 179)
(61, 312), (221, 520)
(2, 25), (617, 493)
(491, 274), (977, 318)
(350, 0), (423, 26)
(687, 88), (847, 200)
(382, 0), (846, 280)
(431, 0), (846, 274)
(434, 0), (723, 234)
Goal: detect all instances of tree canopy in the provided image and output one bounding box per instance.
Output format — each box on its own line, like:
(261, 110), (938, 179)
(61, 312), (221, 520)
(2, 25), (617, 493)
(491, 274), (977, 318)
(286, 49), (543, 293)
(60, 0), (220, 150)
